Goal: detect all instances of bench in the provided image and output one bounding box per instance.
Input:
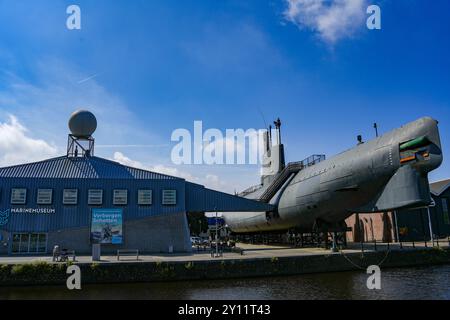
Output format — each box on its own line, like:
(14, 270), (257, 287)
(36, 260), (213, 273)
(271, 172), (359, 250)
(117, 249), (139, 261)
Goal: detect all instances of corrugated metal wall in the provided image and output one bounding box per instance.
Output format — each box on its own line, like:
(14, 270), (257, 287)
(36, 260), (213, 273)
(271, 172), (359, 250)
(397, 193), (450, 241)
(0, 178), (273, 232)
(0, 177), (185, 232)
(185, 182), (273, 212)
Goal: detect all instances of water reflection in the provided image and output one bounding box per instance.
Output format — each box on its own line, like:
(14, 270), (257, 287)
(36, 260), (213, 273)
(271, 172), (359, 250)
(1, 265), (449, 300)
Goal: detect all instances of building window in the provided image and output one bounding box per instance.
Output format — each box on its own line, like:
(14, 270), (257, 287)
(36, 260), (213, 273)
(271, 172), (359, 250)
(113, 189), (128, 205)
(162, 190), (177, 205)
(37, 189), (53, 205)
(88, 189), (103, 205)
(11, 188), (27, 204)
(442, 198), (449, 225)
(11, 233), (47, 254)
(63, 189), (78, 205)
(138, 189), (152, 205)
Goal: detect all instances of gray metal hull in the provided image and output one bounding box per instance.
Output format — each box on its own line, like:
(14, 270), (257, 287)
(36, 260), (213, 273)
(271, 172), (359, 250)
(223, 117), (443, 233)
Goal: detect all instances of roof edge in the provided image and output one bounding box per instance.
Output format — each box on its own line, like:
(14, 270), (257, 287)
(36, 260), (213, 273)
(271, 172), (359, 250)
(0, 155), (185, 180)
(430, 178), (450, 197)
(94, 156), (184, 181)
(0, 155), (67, 170)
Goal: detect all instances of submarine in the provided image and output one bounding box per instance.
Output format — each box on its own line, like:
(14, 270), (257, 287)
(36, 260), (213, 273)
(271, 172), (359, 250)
(223, 117), (443, 234)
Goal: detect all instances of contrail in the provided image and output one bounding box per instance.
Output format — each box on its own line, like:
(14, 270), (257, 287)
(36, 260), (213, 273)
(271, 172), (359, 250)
(77, 73), (101, 84)
(96, 144), (170, 148)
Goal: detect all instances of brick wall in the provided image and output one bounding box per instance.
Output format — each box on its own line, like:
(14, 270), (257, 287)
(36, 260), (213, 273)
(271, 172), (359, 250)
(346, 212), (395, 243)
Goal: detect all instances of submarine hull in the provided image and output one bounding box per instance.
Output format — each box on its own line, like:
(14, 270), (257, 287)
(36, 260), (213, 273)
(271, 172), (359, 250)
(223, 117), (443, 233)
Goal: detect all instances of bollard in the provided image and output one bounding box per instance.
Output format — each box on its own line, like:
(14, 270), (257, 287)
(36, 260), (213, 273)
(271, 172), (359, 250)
(412, 241), (415, 249)
(387, 241), (390, 250)
(400, 241), (403, 249)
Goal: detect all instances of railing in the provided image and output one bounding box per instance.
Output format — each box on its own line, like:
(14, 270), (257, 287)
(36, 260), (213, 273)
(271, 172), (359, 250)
(239, 184), (263, 197)
(238, 155), (326, 200)
(258, 155), (326, 203)
(300, 154), (326, 167)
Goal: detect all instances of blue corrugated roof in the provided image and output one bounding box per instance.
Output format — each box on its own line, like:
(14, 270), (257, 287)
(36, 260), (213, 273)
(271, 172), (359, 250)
(0, 156), (181, 180)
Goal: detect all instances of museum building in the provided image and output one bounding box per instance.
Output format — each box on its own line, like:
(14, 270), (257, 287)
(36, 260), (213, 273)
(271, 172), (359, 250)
(0, 111), (272, 255)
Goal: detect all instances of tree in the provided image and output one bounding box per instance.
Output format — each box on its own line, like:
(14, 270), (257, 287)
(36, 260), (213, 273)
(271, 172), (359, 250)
(187, 212), (208, 236)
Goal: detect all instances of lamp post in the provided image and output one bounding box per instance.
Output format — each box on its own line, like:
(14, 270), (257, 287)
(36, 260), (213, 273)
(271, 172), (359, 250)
(427, 207), (434, 246)
(211, 208), (227, 258)
(215, 209), (219, 258)
(427, 199), (436, 246)
(394, 210), (400, 243)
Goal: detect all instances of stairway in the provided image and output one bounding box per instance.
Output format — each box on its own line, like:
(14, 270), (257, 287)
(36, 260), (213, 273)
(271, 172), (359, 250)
(259, 155), (326, 203)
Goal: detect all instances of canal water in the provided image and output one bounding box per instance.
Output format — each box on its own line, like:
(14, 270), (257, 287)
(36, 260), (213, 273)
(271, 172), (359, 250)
(1, 264), (449, 300)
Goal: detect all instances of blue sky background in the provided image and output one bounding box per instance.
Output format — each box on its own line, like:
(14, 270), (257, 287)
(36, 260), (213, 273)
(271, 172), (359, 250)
(0, 0), (449, 192)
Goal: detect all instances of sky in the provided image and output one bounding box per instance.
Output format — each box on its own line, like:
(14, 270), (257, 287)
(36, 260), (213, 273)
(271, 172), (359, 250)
(0, 0), (449, 193)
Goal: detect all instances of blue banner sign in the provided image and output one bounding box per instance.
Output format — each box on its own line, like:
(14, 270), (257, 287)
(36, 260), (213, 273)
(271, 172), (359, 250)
(91, 209), (123, 244)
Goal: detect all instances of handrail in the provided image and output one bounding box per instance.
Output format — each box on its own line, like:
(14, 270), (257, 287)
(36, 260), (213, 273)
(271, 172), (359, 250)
(258, 155), (326, 203)
(237, 154), (326, 201)
(239, 184), (263, 197)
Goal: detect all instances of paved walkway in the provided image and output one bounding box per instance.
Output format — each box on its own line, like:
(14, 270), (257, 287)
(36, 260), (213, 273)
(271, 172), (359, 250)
(0, 241), (448, 265)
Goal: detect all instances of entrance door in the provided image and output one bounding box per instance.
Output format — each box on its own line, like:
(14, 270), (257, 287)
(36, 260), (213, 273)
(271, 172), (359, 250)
(11, 233), (47, 254)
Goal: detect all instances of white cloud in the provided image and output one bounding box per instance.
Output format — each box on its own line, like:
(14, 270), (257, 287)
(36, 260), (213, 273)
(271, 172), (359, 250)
(112, 151), (237, 193)
(0, 115), (58, 167)
(112, 151), (145, 170)
(204, 174), (227, 191)
(284, 0), (367, 44)
(112, 151), (197, 181)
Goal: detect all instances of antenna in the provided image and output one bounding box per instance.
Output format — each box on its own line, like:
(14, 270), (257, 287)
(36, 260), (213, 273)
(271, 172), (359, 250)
(257, 107), (271, 149)
(374, 123), (379, 137)
(257, 106), (268, 130)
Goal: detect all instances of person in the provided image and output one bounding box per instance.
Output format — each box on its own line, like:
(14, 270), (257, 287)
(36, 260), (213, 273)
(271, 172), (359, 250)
(52, 245), (60, 262)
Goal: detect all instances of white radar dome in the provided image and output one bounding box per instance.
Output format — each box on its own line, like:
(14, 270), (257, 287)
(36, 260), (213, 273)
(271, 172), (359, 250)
(68, 110), (97, 137)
